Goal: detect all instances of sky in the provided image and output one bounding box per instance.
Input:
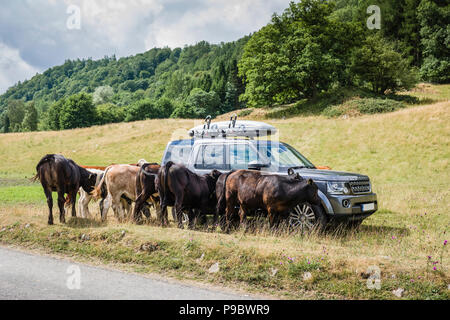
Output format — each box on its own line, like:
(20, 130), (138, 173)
(0, 0), (292, 94)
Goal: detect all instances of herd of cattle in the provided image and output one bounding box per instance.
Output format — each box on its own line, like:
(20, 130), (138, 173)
(33, 154), (321, 231)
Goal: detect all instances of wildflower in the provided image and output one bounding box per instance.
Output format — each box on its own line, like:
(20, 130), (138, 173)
(433, 267), (437, 271)
(444, 240), (448, 246)
(427, 256), (432, 260)
(392, 236), (397, 240)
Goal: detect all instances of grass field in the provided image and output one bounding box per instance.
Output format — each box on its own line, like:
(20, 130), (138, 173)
(0, 84), (449, 299)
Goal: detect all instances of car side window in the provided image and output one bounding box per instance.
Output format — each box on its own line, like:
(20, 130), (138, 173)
(228, 143), (258, 170)
(194, 144), (226, 170)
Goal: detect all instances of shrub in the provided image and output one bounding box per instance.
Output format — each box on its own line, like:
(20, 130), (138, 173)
(355, 98), (405, 114)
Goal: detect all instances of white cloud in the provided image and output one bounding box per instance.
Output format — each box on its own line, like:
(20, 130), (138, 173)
(145, 0), (289, 49)
(0, 43), (40, 94)
(0, 0), (292, 94)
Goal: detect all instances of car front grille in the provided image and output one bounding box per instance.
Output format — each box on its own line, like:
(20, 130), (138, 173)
(349, 181), (371, 194)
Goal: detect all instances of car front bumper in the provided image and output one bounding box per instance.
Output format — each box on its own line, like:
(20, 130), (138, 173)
(326, 193), (378, 216)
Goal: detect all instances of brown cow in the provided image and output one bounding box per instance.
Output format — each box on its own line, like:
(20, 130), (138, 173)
(133, 163), (161, 223)
(92, 164), (149, 222)
(33, 154), (97, 225)
(219, 170), (320, 231)
(158, 161), (221, 228)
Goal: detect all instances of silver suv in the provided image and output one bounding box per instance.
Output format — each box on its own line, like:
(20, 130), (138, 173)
(161, 118), (377, 231)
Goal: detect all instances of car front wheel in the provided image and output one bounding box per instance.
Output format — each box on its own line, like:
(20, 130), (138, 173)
(288, 203), (327, 233)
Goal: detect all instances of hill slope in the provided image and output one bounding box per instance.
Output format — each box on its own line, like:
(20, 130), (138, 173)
(0, 38), (249, 116)
(0, 100), (448, 218)
(0, 101), (448, 299)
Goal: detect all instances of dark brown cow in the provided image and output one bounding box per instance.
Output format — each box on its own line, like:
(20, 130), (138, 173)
(133, 163), (161, 223)
(33, 154), (97, 225)
(158, 161), (221, 228)
(218, 170), (320, 231)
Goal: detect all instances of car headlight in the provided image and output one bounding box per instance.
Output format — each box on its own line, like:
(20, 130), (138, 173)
(327, 182), (350, 195)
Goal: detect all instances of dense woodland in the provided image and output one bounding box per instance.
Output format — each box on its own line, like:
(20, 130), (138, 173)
(0, 0), (448, 132)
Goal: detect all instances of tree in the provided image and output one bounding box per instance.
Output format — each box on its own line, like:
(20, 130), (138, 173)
(154, 97), (174, 119)
(47, 98), (66, 131)
(96, 103), (126, 125)
(59, 93), (97, 129)
(21, 102), (38, 132)
(417, 0), (450, 83)
(93, 85), (114, 105)
(5, 100), (26, 132)
(350, 34), (418, 94)
(124, 99), (157, 122)
(238, 0), (361, 107)
(0, 112), (10, 133)
(171, 88), (221, 119)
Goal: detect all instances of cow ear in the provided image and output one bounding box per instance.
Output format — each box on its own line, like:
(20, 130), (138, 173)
(295, 173), (303, 181)
(307, 178), (314, 185)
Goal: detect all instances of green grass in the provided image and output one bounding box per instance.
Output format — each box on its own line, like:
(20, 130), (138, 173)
(0, 185), (45, 204)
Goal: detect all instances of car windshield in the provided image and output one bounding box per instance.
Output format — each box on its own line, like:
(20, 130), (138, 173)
(252, 141), (316, 171)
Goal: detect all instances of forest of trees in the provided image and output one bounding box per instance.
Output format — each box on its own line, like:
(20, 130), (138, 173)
(0, 0), (448, 133)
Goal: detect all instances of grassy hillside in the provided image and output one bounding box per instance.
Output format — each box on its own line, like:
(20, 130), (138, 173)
(0, 97), (448, 299)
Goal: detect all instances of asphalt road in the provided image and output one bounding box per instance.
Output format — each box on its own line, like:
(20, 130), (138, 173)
(0, 247), (254, 300)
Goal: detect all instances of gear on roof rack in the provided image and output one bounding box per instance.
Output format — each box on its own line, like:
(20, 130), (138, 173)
(188, 115), (277, 139)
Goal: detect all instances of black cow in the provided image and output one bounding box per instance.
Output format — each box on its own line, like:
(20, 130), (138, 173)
(33, 154), (97, 225)
(133, 163), (161, 223)
(158, 161), (221, 229)
(217, 170), (321, 231)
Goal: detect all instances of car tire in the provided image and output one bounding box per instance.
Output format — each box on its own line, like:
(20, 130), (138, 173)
(288, 203), (328, 233)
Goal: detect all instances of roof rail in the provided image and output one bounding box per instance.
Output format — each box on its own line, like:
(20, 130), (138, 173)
(188, 115), (277, 139)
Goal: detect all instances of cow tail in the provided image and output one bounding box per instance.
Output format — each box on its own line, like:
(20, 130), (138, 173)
(216, 171), (234, 219)
(160, 161), (174, 208)
(31, 154), (54, 182)
(92, 166), (110, 200)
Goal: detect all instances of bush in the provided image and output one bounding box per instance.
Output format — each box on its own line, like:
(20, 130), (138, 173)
(322, 98), (406, 118)
(355, 98), (405, 114)
(124, 99), (157, 122)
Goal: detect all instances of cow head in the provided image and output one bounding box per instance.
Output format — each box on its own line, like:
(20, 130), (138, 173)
(209, 170), (222, 181)
(305, 179), (321, 206)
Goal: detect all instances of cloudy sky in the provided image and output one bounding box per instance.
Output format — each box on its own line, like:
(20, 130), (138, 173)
(0, 0), (292, 94)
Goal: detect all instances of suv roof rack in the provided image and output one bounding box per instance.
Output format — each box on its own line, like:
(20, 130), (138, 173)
(188, 115), (277, 139)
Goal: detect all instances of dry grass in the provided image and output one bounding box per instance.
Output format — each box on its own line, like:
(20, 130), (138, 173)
(0, 84), (449, 299)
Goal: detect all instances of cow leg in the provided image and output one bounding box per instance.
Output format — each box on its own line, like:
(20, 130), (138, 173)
(133, 194), (146, 223)
(225, 200), (238, 233)
(187, 209), (196, 230)
(101, 194), (112, 221)
(268, 208), (280, 230)
(43, 187), (54, 225)
(57, 191), (66, 224)
(79, 190), (92, 219)
(70, 190), (77, 218)
(78, 190), (85, 218)
(239, 206), (249, 231)
(174, 195), (185, 229)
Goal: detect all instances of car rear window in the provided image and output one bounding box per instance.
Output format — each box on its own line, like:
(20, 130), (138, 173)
(162, 140), (194, 165)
